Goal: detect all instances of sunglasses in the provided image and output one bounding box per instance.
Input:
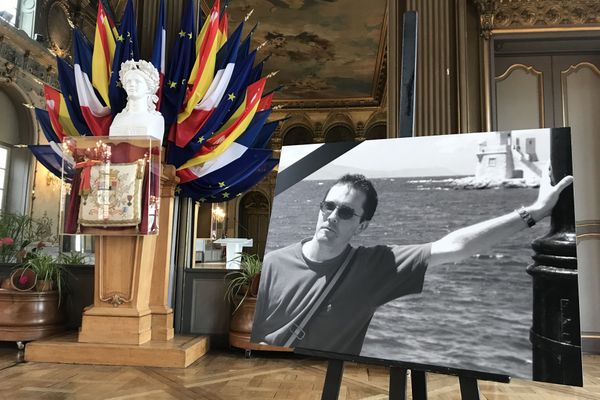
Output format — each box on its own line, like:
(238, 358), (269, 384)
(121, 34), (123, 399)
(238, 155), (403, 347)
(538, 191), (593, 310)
(319, 201), (362, 220)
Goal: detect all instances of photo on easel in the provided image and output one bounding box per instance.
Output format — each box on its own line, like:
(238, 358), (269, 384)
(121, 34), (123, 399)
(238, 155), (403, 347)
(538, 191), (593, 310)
(251, 127), (583, 386)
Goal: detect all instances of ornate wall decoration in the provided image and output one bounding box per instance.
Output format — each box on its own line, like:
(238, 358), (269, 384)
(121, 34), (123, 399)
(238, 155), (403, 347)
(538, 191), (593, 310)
(474, 0), (600, 37)
(36, 0), (74, 57)
(0, 21), (58, 89)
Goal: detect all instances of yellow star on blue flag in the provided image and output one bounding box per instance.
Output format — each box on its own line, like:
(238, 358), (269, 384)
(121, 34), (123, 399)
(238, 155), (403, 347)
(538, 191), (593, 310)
(175, 186), (181, 194)
(197, 136), (205, 143)
(222, 192), (230, 199)
(227, 93), (236, 101)
(179, 30), (186, 38)
(218, 182), (226, 188)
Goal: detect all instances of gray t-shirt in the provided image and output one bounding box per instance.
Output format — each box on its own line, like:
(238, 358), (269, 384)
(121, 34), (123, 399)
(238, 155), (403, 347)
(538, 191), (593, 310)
(251, 240), (431, 355)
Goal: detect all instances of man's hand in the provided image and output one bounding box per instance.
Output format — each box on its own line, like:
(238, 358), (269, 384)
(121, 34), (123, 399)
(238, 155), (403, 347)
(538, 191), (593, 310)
(430, 163), (574, 267)
(529, 164), (573, 222)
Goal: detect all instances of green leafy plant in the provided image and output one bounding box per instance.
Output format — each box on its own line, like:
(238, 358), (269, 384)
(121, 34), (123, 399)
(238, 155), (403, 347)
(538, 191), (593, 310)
(0, 212), (55, 263)
(224, 253), (262, 314)
(23, 253), (69, 306)
(59, 251), (89, 265)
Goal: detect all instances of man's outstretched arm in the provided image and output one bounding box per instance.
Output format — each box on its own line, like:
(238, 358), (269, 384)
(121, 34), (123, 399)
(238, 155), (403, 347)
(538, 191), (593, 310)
(429, 168), (573, 268)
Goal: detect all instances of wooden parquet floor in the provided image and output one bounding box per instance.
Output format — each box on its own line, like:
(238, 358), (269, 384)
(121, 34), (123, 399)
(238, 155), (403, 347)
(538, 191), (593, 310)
(0, 343), (599, 399)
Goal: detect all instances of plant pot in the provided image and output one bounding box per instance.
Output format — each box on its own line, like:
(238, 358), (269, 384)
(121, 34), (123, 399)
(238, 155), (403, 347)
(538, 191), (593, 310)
(228, 296), (293, 353)
(36, 280), (54, 292)
(229, 296), (257, 349)
(0, 290), (65, 341)
(0, 278), (11, 290)
(9, 268), (37, 291)
(249, 272), (261, 296)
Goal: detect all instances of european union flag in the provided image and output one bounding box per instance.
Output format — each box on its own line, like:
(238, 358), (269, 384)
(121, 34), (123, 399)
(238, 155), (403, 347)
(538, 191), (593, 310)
(178, 157), (277, 203)
(216, 158), (278, 200)
(236, 23), (257, 65)
(235, 109), (272, 148)
(161, 0), (196, 126)
(109, 0), (139, 116)
(253, 117), (287, 149)
(29, 145), (73, 181)
(184, 148), (271, 192)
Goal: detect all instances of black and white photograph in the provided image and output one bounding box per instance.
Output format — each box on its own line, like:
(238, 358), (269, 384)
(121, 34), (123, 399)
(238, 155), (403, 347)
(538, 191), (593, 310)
(251, 128), (583, 386)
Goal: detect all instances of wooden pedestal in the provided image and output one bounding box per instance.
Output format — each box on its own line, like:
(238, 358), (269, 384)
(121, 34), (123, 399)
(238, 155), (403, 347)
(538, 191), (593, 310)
(149, 165), (178, 341)
(26, 332), (208, 368)
(78, 235), (156, 345)
(26, 163), (208, 367)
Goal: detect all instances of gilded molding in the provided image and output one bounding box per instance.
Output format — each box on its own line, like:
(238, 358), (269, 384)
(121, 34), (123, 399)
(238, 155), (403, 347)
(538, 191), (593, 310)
(560, 62), (600, 126)
(474, 0), (498, 39)
(474, 0), (600, 36)
(103, 293), (130, 307)
(323, 112), (355, 133)
(576, 220), (600, 242)
(0, 20), (58, 87)
(365, 111), (387, 131)
(495, 63), (545, 127)
(274, 97), (380, 110)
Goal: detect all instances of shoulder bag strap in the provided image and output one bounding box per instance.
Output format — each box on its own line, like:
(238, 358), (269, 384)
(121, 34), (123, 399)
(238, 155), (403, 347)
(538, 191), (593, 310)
(284, 247), (357, 348)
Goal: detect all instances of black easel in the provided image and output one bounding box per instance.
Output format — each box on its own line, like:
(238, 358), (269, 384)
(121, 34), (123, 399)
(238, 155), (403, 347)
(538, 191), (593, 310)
(295, 348), (509, 400)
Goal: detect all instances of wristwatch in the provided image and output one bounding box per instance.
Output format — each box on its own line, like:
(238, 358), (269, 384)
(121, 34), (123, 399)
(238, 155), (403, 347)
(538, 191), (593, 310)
(517, 207), (536, 228)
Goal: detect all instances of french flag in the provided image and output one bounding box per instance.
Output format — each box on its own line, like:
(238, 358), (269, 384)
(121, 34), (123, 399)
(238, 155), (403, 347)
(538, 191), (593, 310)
(73, 29), (113, 136)
(150, 0), (166, 111)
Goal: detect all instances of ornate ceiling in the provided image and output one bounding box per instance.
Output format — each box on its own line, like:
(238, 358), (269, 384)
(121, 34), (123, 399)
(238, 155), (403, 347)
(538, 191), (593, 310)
(28, 0), (388, 109)
(224, 0), (388, 109)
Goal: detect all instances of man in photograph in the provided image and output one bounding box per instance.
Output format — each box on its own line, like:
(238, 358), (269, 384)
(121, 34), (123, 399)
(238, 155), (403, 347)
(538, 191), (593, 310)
(251, 170), (573, 355)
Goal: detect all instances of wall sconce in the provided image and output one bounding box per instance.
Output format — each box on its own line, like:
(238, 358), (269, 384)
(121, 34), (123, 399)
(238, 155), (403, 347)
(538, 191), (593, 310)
(211, 204), (226, 240)
(212, 205), (226, 222)
(46, 170), (59, 187)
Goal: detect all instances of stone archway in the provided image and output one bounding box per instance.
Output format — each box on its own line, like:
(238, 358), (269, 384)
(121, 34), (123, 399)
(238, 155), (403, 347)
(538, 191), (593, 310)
(282, 125), (313, 146)
(365, 123), (387, 140)
(324, 124), (354, 143)
(238, 191), (270, 259)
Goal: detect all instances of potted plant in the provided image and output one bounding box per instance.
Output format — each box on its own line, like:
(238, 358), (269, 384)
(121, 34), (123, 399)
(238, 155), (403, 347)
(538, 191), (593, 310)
(58, 251), (90, 266)
(0, 252), (67, 342)
(225, 253), (262, 351)
(225, 253), (262, 313)
(23, 253), (69, 305)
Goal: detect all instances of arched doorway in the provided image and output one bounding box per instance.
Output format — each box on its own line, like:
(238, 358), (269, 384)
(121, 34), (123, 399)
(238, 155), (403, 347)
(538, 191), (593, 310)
(238, 191), (270, 259)
(282, 126), (313, 146)
(0, 85), (36, 214)
(365, 123), (387, 140)
(324, 125), (354, 143)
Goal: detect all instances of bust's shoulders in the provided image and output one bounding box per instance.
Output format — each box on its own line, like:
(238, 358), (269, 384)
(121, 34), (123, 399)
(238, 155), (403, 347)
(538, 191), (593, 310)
(114, 110), (163, 120)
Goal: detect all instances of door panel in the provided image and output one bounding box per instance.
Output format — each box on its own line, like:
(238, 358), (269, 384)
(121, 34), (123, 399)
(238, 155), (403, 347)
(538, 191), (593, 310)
(238, 191), (270, 259)
(494, 56), (554, 130)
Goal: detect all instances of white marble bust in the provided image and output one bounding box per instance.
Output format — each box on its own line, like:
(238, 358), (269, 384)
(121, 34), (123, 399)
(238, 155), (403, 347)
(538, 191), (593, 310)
(109, 60), (164, 141)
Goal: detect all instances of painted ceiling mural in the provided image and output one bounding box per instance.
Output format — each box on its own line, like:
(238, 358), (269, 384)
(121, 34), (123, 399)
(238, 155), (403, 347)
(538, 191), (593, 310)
(226, 0), (387, 101)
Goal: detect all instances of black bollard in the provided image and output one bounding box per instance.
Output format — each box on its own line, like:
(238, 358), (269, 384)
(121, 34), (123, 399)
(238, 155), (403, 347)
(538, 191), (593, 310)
(526, 127), (582, 386)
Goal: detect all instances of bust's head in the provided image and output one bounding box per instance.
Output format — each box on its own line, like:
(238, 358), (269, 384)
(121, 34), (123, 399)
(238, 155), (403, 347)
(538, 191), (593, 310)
(118, 60), (160, 112)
